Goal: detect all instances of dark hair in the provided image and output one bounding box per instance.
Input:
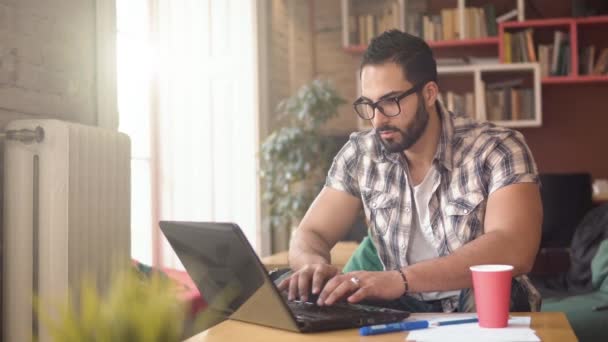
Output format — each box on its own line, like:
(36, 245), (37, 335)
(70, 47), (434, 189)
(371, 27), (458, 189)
(361, 30), (437, 86)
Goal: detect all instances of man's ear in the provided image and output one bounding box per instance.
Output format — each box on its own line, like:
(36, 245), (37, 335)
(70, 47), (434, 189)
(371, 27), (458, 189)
(422, 81), (439, 107)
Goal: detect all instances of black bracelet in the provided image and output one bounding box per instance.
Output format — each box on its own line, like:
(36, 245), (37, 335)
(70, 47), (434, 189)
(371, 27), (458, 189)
(396, 268), (409, 295)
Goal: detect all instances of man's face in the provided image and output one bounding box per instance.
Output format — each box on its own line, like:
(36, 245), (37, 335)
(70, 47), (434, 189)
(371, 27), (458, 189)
(360, 62), (429, 153)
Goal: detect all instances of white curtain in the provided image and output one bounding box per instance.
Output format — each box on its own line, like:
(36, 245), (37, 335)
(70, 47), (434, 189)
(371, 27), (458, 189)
(156, 0), (259, 269)
(118, 0), (259, 269)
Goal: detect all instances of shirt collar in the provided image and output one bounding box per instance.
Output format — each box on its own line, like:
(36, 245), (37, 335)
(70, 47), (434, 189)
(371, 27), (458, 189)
(371, 101), (454, 171)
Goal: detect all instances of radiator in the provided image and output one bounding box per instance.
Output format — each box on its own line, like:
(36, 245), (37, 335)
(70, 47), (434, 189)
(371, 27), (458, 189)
(2, 119), (131, 342)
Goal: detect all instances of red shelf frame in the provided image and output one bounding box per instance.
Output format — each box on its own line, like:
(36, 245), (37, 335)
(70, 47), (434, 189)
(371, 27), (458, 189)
(343, 45), (368, 54)
(428, 37), (499, 48)
(542, 75), (608, 84)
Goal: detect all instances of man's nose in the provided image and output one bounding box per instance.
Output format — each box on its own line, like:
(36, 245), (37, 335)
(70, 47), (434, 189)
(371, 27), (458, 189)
(372, 108), (390, 127)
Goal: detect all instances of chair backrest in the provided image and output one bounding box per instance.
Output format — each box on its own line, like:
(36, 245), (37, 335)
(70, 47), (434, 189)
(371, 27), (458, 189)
(539, 173), (592, 248)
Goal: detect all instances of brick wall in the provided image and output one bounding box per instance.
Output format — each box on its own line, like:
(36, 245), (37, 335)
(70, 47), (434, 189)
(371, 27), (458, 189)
(267, 0), (361, 136)
(0, 1), (107, 334)
(0, 0), (99, 129)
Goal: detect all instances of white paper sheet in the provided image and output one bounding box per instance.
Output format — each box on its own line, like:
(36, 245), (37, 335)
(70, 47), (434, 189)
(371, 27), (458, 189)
(406, 316), (540, 342)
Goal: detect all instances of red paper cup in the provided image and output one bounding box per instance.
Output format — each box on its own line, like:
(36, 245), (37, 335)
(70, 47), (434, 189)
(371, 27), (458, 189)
(470, 264), (513, 328)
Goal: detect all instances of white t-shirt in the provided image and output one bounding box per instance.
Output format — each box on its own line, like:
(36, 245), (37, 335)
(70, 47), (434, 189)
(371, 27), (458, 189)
(408, 166), (461, 301)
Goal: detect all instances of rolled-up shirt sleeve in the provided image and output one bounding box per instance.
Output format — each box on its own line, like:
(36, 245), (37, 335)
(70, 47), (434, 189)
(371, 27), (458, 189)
(325, 140), (361, 198)
(486, 131), (539, 195)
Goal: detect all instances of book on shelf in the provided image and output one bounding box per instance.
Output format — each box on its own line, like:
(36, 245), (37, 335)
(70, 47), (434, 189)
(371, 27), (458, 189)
(592, 48), (608, 75)
(538, 45), (554, 77)
(579, 45), (595, 75)
(441, 90), (475, 118)
(404, 0), (427, 38)
(496, 8), (518, 23)
(521, 31), (571, 77)
(550, 31), (570, 76)
(349, 1), (400, 45)
(484, 79), (533, 121)
(415, 5), (497, 42)
(503, 29), (537, 64)
(437, 56), (499, 66)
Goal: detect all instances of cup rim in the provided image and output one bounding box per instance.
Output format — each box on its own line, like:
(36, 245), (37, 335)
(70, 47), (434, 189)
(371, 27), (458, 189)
(469, 264), (514, 272)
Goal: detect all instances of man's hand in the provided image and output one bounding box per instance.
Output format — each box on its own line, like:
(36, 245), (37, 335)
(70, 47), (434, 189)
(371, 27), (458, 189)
(317, 270), (406, 306)
(277, 263), (339, 302)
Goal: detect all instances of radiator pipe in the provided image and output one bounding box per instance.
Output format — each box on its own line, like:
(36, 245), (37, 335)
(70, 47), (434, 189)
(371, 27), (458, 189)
(0, 126), (44, 143)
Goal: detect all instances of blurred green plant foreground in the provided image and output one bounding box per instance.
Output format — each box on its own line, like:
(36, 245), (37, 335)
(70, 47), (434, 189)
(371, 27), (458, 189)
(36, 270), (189, 342)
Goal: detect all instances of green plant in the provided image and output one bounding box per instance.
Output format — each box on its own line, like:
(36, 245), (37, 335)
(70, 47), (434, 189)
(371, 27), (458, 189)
(37, 270), (186, 342)
(260, 79), (346, 235)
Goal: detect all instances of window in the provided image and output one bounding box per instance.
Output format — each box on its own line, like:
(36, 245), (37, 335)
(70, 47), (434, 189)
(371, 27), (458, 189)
(117, 0), (259, 268)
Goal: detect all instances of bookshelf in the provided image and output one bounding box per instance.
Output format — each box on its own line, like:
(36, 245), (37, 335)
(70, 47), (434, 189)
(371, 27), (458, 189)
(341, 0), (524, 49)
(344, 0), (541, 128)
(439, 63), (542, 127)
(499, 15), (608, 84)
(355, 63), (541, 130)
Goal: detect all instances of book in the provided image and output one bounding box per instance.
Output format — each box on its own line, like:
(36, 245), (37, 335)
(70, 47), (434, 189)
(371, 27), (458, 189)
(551, 31), (565, 75)
(465, 92), (475, 119)
(538, 45), (552, 77)
(496, 8), (518, 23)
(511, 88), (521, 121)
(525, 29), (537, 62)
(586, 45), (596, 75)
(483, 4), (497, 36)
(520, 88), (534, 120)
(486, 78), (524, 90)
(592, 48), (608, 75)
(504, 32), (512, 63)
(441, 8), (454, 41)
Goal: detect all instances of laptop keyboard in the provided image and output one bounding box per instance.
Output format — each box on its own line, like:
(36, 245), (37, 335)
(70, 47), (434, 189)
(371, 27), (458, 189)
(287, 300), (397, 321)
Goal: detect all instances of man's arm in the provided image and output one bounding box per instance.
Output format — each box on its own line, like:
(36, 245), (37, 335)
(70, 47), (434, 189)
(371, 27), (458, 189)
(319, 182), (542, 305)
(289, 187), (362, 269)
(278, 186), (361, 301)
(400, 182), (542, 292)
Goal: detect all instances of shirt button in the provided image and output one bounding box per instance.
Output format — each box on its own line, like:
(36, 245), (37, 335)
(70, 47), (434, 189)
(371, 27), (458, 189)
(463, 209), (469, 214)
(371, 202), (377, 208)
(405, 206), (411, 213)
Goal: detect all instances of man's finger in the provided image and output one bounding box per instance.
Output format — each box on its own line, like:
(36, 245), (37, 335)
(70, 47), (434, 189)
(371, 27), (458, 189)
(288, 273), (299, 301)
(324, 278), (358, 306)
(311, 267), (328, 294)
(317, 274), (344, 305)
(347, 286), (367, 303)
(277, 277), (290, 291)
(297, 270), (311, 302)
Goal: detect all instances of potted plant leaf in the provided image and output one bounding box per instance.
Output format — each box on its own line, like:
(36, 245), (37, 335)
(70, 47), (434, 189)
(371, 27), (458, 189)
(260, 79), (346, 247)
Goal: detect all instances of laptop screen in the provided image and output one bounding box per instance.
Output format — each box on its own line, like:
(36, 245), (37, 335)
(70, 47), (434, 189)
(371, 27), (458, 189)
(160, 222), (265, 315)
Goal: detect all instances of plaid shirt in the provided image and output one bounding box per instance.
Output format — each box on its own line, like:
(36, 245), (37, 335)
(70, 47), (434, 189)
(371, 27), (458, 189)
(326, 102), (539, 311)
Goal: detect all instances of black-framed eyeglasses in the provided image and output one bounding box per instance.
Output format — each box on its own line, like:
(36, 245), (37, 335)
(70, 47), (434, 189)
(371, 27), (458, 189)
(353, 82), (424, 120)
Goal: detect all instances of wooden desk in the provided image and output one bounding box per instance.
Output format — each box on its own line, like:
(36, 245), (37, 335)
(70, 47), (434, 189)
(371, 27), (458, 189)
(261, 241), (359, 270)
(185, 312), (577, 342)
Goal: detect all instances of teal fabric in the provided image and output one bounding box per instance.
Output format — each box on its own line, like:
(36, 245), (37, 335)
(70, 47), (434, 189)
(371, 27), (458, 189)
(542, 239), (608, 342)
(342, 235), (383, 273)
(591, 239), (608, 292)
(543, 292), (608, 342)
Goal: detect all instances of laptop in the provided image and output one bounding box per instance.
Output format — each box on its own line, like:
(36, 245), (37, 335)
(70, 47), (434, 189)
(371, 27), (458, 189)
(159, 221), (410, 332)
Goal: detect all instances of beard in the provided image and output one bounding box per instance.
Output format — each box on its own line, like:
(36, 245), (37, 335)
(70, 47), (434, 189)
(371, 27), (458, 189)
(375, 99), (430, 153)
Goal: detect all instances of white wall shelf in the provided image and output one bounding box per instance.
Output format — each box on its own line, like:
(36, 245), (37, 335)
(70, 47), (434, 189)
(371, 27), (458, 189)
(439, 63), (542, 127)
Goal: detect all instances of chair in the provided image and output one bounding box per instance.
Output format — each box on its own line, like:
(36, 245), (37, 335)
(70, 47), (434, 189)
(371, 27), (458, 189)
(538, 173), (592, 249)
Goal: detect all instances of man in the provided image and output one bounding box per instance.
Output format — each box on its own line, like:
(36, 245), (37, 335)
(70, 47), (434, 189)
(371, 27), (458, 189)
(277, 30), (542, 313)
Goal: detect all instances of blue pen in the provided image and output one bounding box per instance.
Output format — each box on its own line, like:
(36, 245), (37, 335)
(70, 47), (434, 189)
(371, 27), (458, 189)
(435, 317), (479, 326)
(359, 317), (479, 336)
(359, 321), (429, 336)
